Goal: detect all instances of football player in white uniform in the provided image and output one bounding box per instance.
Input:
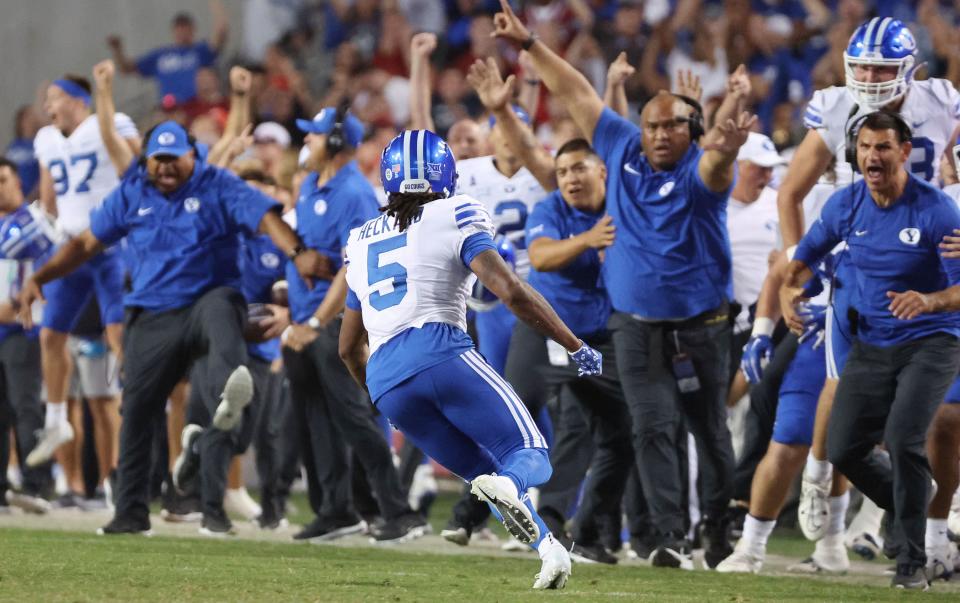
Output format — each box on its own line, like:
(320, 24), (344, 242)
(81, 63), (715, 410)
(25, 73), (139, 467)
(340, 129), (602, 589)
(776, 17), (960, 576)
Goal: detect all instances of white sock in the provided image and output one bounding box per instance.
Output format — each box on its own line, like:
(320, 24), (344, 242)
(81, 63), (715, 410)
(818, 531), (844, 551)
(44, 401), (67, 429)
(926, 518), (949, 548)
(537, 532), (559, 559)
(827, 492), (849, 537)
(804, 453), (832, 483)
(742, 515), (776, 551)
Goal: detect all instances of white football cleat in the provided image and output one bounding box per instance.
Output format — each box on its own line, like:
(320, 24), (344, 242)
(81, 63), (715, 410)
(845, 531), (883, 561)
(926, 542), (957, 582)
(533, 537), (571, 590)
(5, 490), (51, 514)
(212, 366), (254, 431)
(787, 538), (849, 574)
(948, 489), (960, 538)
(470, 474), (539, 545)
(715, 539), (764, 574)
(798, 472), (831, 541)
(224, 487), (262, 521)
(25, 422), (74, 467)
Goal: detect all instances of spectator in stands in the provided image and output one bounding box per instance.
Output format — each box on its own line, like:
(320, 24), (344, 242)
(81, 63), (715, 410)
(252, 122), (292, 185)
(5, 106), (43, 199)
(106, 0), (229, 108)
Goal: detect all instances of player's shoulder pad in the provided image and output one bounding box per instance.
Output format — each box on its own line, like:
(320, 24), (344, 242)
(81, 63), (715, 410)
(805, 86), (849, 127)
(33, 125), (60, 149)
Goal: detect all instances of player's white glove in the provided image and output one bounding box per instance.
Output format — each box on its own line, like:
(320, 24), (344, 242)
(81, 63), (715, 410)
(569, 342), (602, 377)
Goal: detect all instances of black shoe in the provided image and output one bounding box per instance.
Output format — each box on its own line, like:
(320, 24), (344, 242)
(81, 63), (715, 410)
(371, 512), (428, 543)
(701, 519), (734, 569)
(161, 487), (202, 523)
(199, 512), (236, 537)
(629, 534), (657, 560)
(570, 542), (618, 565)
(97, 515), (152, 536)
(53, 491), (85, 510)
(891, 564), (928, 590)
(172, 425), (203, 494)
(294, 514), (366, 541)
(651, 534), (694, 570)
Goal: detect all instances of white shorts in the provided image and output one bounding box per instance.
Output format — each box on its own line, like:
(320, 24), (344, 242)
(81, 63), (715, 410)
(68, 336), (120, 399)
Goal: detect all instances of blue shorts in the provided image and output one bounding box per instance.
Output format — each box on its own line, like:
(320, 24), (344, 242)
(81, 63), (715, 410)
(772, 332), (827, 446)
(376, 348), (547, 481)
(474, 303), (517, 375)
(41, 247), (124, 332)
(825, 301), (852, 380)
(945, 375), (960, 404)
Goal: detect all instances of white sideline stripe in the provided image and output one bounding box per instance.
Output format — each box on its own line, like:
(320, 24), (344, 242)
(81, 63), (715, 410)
(825, 305), (838, 379)
(463, 349), (545, 448)
(460, 351), (534, 449)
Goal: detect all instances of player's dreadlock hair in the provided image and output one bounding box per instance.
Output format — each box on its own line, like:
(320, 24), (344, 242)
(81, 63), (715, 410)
(381, 191), (445, 232)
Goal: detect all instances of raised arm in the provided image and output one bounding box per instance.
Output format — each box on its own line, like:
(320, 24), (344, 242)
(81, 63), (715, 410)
(209, 0), (229, 53)
(603, 52), (635, 118)
(105, 35), (138, 74)
(698, 111), (756, 192)
(92, 60), (136, 175)
(776, 129), (834, 247)
(466, 57), (556, 191)
(492, 0), (604, 141)
(708, 64), (751, 133)
(208, 67), (253, 167)
(408, 33), (437, 131)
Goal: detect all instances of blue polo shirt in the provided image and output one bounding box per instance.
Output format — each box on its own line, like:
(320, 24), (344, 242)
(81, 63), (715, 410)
(241, 234), (286, 362)
(794, 175), (960, 346)
(525, 191), (610, 338)
(90, 157), (279, 312)
(286, 162), (380, 323)
(136, 42), (217, 104)
(592, 107), (733, 319)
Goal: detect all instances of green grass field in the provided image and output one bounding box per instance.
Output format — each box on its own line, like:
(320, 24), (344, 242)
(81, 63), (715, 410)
(0, 492), (957, 602)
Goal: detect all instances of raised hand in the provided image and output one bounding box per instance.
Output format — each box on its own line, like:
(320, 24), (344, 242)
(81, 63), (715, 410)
(492, 0), (532, 44)
(467, 57), (515, 112)
(608, 52), (636, 88)
(411, 32), (437, 58)
(703, 111), (757, 154)
(674, 68), (701, 103)
(229, 66), (252, 95)
(92, 59), (115, 90)
(726, 64), (751, 99)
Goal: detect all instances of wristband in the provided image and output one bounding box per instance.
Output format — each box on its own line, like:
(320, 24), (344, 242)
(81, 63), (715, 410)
(286, 244), (306, 260)
(751, 317), (775, 338)
(280, 325), (292, 343)
(524, 78), (541, 85)
(521, 34), (538, 51)
(785, 244), (797, 262)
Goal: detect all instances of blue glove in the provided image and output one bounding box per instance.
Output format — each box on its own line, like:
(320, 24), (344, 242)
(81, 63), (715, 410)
(797, 303), (828, 349)
(569, 342), (602, 377)
(741, 335), (773, 384)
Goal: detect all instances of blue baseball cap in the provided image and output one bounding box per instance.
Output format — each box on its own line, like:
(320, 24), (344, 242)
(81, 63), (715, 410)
(488, 105), (532, 129)
(145, 121), (193, 158)
(296, 107), (365, 148)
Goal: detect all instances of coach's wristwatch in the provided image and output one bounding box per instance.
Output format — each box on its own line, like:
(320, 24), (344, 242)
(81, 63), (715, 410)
(286, 244), (306, 260)
(307, 316), (322, 331)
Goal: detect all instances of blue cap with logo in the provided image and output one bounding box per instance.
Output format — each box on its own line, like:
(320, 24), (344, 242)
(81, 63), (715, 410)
(296, 107), (365, 148)
(146, 121), (193, 158)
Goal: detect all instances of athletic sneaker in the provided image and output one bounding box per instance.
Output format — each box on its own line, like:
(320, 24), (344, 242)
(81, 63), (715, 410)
(25, 422), (74, 467)
(199, 513), (237, 538)
(787, 540), (849, 574)
(650, 533), (694, 570)
(892, 564), (929, 590)
(172, 424), (203, 494)
(97, 515), (152, 536)
(715, 539), (763, 574)
(798, 473), (831, 541)
(533, 535), (571, 590)
(53, 491), (85, 510)
(949, 489), (960, 540)
(160, 488), (203, 523)
(5, 490), (51, 514)
(370, 513), (428, 543)
(470, 474), (539, 545)
(212, 366), (254, 431)
(926, 542), (957, 582)
(224, 487), (262, 521)
(701, 519), (734, 569)
(294, 515), (367, 541)
(846, 531), (883, 561)
(569, 542), (617, 565)
(408, 463), (438, 514)
(440, 525), (470, 546)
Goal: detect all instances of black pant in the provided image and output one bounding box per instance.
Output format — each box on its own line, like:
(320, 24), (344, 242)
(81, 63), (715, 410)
(0, 333), (48, 497)
(537, 388), (593, 537)
(828, 333), (960, 567)
(609, 310), (734, 539)
(249, 358), (284, 522)
(283, 319), (409, 522)
(115, 287), (248, 523)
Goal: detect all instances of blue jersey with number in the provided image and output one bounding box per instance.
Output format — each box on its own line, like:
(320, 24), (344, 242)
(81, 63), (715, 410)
(343, 195), (498, 400)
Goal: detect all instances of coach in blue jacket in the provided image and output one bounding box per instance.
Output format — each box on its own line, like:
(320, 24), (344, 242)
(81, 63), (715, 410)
(785, 111), (960, 588)
(20, 121), (329, 536)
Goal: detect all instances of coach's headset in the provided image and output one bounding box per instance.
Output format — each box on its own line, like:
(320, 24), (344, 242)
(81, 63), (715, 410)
(324, 99), (353, 156)
(637, 94), (705, 141)
(138, 123), (200, 167)
(843, 106), (912, 173)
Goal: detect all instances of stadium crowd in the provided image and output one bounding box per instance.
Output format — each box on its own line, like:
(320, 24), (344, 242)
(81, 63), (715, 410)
(4, 0), (960, 591)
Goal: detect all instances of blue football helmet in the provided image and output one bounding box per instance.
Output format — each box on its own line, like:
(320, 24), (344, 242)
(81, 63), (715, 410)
(380, 129), (457, 197)
(0, 204), (58, 261)
(843, 17), (917, 108)
(468, 235), (516, 311)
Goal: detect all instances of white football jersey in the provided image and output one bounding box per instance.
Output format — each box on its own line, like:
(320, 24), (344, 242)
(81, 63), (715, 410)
(34, 113), (138, 236)
(804, 80), (960, 185)
(344, 195), (496, 355)
(455, 156), (546, 278)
